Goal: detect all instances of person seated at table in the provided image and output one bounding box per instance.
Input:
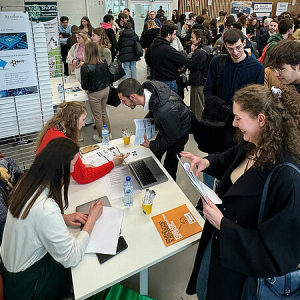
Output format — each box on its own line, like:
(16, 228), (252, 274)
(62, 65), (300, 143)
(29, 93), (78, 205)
(1, 138), (104, 300)
(181, 84), (300, 300)
(36, 101), (127, 185)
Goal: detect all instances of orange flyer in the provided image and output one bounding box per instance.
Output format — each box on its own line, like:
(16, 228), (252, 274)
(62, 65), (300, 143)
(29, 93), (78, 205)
(152, 204), (202, 247)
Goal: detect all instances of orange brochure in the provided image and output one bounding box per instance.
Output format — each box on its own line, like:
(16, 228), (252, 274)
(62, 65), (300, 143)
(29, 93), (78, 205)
(152, 204), (202, 247)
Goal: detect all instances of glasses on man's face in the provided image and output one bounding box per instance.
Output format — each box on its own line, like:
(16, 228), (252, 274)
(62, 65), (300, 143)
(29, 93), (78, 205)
(226, 44), (243, 52)
(270, 67), (287, 74)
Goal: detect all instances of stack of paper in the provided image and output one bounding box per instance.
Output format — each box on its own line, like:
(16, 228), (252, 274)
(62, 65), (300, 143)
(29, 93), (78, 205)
(85, 207), (124, 255)
(177, 156), (222, 205)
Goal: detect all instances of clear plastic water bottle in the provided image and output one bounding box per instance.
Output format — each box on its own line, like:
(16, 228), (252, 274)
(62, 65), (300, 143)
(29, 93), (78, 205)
(102, 125), (109, 147)
(58, 84), (64, 100)
(124, 176), (134, 207)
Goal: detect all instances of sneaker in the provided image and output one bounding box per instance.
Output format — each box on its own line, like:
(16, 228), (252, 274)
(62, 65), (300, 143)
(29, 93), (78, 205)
(93, 135), (102, 143)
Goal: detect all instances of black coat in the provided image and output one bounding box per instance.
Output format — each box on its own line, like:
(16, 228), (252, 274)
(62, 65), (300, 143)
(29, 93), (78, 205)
(145, 37), (186, 81)
(128, 15), (135, 30)
(143, 28), (160, 49)
(257, 32), (270, 56)
(103, 27), (119, 59)
(142, 81), (191, 153)
(118, 29), (140, 63)
(81, 62), (109, 93)
(186, 45), (210, 86)
(187, 144), (300, 299)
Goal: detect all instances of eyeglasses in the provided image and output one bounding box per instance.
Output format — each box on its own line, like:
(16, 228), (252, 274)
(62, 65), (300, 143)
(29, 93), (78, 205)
(270, 67), (287, 74)
(226, 44), (243, 52)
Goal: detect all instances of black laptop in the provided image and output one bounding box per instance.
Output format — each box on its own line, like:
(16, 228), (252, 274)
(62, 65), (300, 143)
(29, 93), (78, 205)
(128, 156), (168, 189)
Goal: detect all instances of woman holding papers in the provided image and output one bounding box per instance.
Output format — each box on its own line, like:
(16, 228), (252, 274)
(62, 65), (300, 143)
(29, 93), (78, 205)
(36, 101), (126, 185)
(1, 138), (103, 300)
(181, 85), (300, 300)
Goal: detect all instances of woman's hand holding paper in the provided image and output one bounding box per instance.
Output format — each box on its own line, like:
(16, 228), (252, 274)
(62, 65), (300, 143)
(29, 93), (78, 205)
(180, 151), (210, 176)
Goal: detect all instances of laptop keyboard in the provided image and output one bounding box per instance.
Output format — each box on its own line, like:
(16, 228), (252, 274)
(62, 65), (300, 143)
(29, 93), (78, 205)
(130, 160), (157, 186)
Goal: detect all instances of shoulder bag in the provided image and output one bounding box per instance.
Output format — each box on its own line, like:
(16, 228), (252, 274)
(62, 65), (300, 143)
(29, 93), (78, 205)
(107, 85), (121, 107)
(255, 162), (300, 300)
(109, 57), (125, 82)
(135, 41), (143, 57)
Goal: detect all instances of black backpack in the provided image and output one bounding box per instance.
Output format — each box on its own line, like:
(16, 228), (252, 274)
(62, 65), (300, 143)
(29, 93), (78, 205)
(202, 46), (227, 82)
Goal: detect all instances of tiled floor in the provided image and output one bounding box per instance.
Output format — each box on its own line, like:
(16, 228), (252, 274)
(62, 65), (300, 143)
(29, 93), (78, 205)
(80, 57), (202, 300)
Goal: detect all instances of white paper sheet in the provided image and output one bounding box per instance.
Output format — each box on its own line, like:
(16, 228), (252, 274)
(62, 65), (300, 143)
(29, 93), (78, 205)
(134, 118), (156, 145)
(104, 165), (142, 200)
(85, 207), (124, 255)
(177, 156), (222, 204)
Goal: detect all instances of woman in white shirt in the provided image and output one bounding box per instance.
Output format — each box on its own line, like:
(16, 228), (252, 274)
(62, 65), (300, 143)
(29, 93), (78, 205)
(1, 137), (103, 300)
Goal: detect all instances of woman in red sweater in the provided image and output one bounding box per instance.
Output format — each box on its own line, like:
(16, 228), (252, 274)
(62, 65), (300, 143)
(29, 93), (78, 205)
(36, 101), (127, 185)
(36, 101), (127, 228)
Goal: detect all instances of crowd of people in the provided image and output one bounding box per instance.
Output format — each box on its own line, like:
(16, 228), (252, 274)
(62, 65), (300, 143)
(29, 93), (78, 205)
(1, 6), (300, 300)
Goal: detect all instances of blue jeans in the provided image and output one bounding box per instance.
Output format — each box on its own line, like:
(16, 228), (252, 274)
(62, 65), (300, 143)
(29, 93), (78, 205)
(203, 173), (215, 190)
(123, 61), (137, 79)
(154, 79), (178, 93)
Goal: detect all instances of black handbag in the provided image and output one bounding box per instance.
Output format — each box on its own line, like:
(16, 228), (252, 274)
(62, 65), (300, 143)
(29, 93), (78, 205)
(109, 57), (125, 82)
(135, 41), (143, 57)
(107, 85), (121, 107)
(254, 162), (300, 300)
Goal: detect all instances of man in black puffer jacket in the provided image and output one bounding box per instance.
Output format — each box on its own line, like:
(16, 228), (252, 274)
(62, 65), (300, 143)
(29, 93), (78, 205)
(118, 79), (191, 181)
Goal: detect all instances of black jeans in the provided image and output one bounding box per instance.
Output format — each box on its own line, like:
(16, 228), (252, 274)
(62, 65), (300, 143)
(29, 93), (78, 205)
(153, 134), (189, 181)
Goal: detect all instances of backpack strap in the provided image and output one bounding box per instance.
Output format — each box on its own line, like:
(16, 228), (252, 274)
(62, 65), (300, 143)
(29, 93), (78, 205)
(258, 162), (300, 226)
(216, 54), (227, 95)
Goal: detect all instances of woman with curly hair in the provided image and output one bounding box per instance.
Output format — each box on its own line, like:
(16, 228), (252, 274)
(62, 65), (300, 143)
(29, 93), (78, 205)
(36, 101), (127, 185)
(91, 27), (112, 65)
(79, 16), (93, 37)
(181, 84), (300, 300)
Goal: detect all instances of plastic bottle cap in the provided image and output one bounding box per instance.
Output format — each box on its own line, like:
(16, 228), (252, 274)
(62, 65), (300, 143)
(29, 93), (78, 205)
(103, 125), (107, 128)
(126, 176), (131, 181)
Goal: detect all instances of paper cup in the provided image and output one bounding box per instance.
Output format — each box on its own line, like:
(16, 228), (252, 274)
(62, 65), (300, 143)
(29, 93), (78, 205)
(123, 136), (130, 145)
(142, 203), (153, 215)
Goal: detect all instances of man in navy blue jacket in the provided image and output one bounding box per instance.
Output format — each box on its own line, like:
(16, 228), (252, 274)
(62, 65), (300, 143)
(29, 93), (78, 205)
(203, 28), (264, 188)
(204, 28), (264, 105)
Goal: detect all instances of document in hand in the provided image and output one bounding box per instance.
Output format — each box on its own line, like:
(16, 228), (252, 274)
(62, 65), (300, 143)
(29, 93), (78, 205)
(177, 155), (222, 205)
(134, 118), (156, 145)
(85, 207), (124, 255)
(152, 204), (202, 247)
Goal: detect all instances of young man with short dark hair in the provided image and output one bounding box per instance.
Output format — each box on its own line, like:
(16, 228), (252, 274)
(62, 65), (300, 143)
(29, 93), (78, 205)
(267, 40), (300, 93)
(59, 16), (72, 45)
(124, 8), (134, 30)
(145, 22), (186, 93)
(202, 28), (264, 188)
(265, 18), (294, 66)
(116, 13), (128, 30)
(117, 78), (191, 181)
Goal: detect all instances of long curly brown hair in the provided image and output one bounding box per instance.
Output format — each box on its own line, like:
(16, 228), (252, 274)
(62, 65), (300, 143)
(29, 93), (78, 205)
(36, 101), (87, 151)
(233, 84), (300, 168)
